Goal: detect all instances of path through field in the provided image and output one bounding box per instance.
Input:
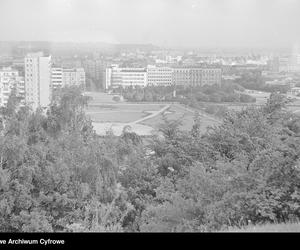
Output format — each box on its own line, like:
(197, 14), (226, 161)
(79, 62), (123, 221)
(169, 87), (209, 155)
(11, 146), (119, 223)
(130, 104), (171, 124)
(85, 92), (221, 136)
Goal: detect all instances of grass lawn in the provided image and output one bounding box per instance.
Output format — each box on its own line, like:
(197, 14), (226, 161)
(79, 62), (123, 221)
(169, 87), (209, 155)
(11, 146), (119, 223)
(141, 104), (220, 134)
(85, 92), (221, 135)
(86, 103), (165, 123)
(87, 111), (149, 123)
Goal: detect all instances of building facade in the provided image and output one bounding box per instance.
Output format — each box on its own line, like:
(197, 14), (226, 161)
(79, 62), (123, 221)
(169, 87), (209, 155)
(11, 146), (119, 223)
(51, 67), (63, 90)
(172, 67), (221, 87)
(172, 68), (191, 86)
(62, 68), (86, 88)
(82, 59), (110, 89)
(24, 52), (51, 110)
(201, 68), (222, 86)
(0, 67), (25, 106)
(147, 65), (173, 86)
(189, 68), (203, 87)
(290, 47), (300, 72)
(105, 65), (222, 89)
(105, 65), (147, 89)
(51, 67), (86, 90)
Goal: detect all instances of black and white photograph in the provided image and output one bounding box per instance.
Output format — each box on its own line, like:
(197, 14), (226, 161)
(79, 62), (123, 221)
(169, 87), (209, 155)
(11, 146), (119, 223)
(0, 0), (299, 245)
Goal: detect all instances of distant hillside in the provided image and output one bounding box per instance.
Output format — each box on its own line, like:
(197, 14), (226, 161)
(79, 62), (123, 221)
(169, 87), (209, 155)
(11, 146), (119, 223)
(0, 41), (161, 57)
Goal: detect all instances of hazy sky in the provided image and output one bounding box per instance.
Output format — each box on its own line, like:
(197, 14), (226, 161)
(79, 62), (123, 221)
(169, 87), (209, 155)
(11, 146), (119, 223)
(0, 0), (299, 48)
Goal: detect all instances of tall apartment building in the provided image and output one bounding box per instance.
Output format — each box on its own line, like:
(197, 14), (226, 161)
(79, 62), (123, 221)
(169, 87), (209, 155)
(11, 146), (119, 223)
(24, 52), (51, 110)
(0, 67), (25, 107)
(147, 65), (173, 86)
(105, 65), (147, 89)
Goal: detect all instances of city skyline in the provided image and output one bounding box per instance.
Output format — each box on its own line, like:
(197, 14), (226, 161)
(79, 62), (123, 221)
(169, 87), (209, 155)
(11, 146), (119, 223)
(0, 0), (299, 49)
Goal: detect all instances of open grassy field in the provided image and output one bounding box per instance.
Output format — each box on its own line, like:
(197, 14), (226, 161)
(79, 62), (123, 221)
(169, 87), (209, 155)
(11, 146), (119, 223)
(87, 111), (148, 123)
(85, 92), (222, 136)
(86, 104), (165, 123)
(141, 104), (221, 134)
(225, 222), (300, 232)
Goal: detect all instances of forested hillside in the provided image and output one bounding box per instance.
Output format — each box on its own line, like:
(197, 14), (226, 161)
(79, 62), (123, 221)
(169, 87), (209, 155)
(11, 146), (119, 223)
(0, 87), (299, 232)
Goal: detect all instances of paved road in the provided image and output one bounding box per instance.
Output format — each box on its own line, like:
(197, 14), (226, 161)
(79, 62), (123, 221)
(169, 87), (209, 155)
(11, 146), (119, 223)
(130, 104), (171, 124)
(293, 110), (300, 114)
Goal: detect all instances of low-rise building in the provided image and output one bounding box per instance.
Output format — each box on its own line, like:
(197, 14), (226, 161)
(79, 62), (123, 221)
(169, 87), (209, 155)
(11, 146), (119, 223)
(51, 67), (63, 90)
(105, 65), (222, 89)
(201, 68), (222, 86)
(172, 67), (191, 86)
(62, 68), (86, 88)
(289, 87), (300, 96)
(147, 65), (173, 86)
(172, 66), (221, 87)
(51, 67), (86, 90)
(0, 67), (25, 106)
(105, 65), (147, 89)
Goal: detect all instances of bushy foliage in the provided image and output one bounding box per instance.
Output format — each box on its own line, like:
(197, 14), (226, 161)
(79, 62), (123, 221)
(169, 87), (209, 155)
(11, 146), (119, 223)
(237, 71), (290, 93)
(0, 88), (299, 232)
(138, 93), (300, 231)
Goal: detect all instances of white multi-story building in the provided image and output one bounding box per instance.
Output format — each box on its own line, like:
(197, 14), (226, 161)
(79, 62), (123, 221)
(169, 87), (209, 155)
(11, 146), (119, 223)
(51, 67), (86, 90)
(105, 65), (222, 89)
(51, 67), (63, 90)
(147, 65), (173, 86)
(25, 52), (51, 110)
(62, 68), (86, 88)
(0, 67), (25, 107)
(105, 65), (147, 89)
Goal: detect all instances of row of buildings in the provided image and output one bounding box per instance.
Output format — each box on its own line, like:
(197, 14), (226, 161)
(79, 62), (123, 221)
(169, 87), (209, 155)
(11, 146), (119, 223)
(268, 45), (300, 73)
(105, 65), (222, 89)
(0, 52), (86, 109)
(269, 56), (300, 73)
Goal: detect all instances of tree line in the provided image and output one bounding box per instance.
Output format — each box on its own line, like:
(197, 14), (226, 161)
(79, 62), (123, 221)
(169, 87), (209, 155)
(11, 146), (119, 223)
(112, 82), (256, 105)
